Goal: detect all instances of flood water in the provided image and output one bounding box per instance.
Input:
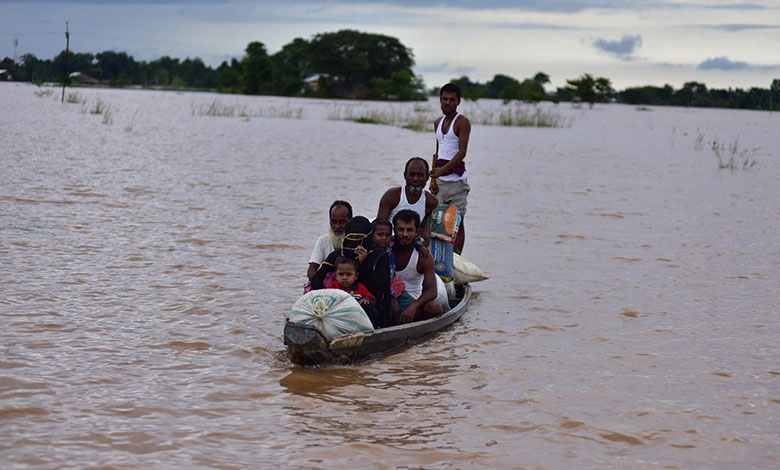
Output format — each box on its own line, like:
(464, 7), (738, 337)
(1, 82), (779, 469)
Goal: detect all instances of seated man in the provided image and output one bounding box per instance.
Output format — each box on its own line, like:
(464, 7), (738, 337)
(392, 209), (444, 324)
(307, 200), (352, 281)
(377, 157), (438, 245)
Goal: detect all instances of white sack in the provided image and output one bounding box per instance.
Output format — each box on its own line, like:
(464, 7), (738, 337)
(287, 289), (374, 339)
(453, 253), (489, 283)
(435, 275), (450, 311)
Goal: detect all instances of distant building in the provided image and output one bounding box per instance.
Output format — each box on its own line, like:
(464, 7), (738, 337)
(69, 71), (101, 85)
(303, 74), (322, 92)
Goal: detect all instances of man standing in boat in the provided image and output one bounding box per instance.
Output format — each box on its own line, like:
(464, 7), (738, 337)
(431, 83), (471, 254)
(392, 209), (443, 323)
(307, 200), (352, 281)
(377, 157), (438, 245)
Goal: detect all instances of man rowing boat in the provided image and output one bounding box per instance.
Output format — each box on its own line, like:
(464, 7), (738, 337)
(431, 83), (471, 254)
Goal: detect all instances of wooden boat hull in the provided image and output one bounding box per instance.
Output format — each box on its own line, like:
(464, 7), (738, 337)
(284, 283), (472, 365)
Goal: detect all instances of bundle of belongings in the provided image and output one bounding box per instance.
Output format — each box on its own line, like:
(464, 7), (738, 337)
(287, 289), (374, 339)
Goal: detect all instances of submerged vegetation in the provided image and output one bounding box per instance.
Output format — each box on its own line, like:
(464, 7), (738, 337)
(326, 102), (569, 130)
(694, 130), (759, 170)
(711, 137), (759, 171)
(190, 100), (303, 119)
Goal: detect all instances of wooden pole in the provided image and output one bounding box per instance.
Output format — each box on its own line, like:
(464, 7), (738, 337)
(61, 22), (69, 103)
(430, 148), (438, 194)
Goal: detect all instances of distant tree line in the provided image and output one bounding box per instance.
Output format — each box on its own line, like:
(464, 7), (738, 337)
(2, 28), (778, 110)
(446, 73), (780, 111)
(619, 80), (780, 111)
(1, 50), (217, 89)
(0, 29), (426, 101)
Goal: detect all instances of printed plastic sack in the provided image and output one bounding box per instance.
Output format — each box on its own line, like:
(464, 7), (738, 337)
(430, 203), (461, 281)
(287, 289), (374, 339)
(453, 253), (489, 283)
(431, 237), (454, 282)
(429, 203), (461, 243)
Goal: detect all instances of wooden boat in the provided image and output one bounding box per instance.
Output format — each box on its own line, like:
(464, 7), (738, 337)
(284, 283), (472, 365)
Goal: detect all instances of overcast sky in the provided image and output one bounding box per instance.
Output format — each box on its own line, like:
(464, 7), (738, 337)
(2, 0), (779, 90)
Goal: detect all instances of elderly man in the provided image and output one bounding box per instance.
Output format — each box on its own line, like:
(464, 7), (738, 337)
(392, 209), (443, 324)
(377, 157), (438, 245)
(307, 200), (352, 281)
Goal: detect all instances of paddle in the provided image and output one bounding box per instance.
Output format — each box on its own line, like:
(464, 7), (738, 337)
(430, 150), (438, 194)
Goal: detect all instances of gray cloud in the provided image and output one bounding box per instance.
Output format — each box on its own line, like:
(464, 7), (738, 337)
(593, 35), (642, 61)
(689, 23), (780, 32)
(490, 22), (581, 30)
(697, 56), (780, 71)
(6, 1), (771, 13)
(415, 62), (476, 77)
(698, 57), (749, 71)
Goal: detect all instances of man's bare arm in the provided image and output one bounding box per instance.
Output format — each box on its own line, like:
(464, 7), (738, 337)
(418, 192), (439, 245)
(307, 262), (319, 281)
(377, 187), (401, 219)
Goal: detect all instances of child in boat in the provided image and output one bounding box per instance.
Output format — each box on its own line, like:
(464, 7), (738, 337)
(371, 218), (404, 298)
(328, 256), (375, 305)
(371, 218), (407, 324)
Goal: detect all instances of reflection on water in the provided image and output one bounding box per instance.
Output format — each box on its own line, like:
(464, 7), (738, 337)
(1, 83), (779, 469)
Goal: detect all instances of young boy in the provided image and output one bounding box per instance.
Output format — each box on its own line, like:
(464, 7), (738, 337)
(371, 218), (393, 252)
(328, 256), (375, 305)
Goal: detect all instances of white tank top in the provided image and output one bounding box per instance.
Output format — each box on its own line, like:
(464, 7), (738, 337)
(389, 187), (427, 226)
(435, 113), (466, 181)
(396, 248), (423, 298)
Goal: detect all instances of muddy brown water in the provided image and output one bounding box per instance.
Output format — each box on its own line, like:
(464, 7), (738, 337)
(1, 83), (778, 469)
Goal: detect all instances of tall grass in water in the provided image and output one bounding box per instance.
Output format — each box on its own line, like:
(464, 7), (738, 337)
(329, 102), (570, 130)
(711, 137), (759, 170)
(192, 100), (303, 119)
(34, 87), (54, 98)
(66, 91), (83, 104)
(493, 106), (569, 128)
(124, 110), (139, 132)
(327, 104), (439, 132)
(90, 98), (108, 115)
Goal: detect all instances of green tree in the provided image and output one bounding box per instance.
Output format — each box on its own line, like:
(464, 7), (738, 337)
(95, 51), (138, 85)
(533, 72), (550, 85)
(240, 41), (274, 95)
(307, 29), (416, 98)
(675, 81), (708, 107)
(15, 54), (52, 82)
(216, 59), (241, 93)
(271, 37), (311, 96)
(148, 56), (179, 86)
(370, 69), (426, 101)
(154, 67), (170, 85)
(566, 74), (597, 107)
(178, 57), (214, 88)
(451, 76), (486, 100)
(619, 85), (673, 105)
(499, 78), (545, 103)
(486, 74), (519, 98)
(595, 77), (615, 103)
(53, 51), (95, 81)
(770, 79), (780, 111)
